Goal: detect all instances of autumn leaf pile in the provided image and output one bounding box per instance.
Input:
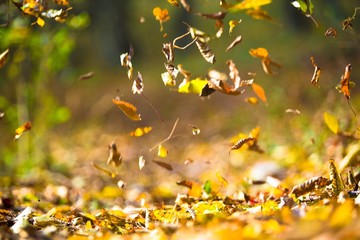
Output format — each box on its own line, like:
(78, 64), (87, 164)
(1, 1), (360, 239)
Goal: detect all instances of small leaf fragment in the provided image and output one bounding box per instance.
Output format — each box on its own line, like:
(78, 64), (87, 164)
(226, 35), (242, 52)
(328, 159), (344, 196)
(230, 137), (255, 151)
(176, 180), (193, 189)
(139, 156), (146, 170)
(202, 180), (212, 194)
(228, 19), (241, 35)
(14, 121), (32, 140)
(310, 56), (321, 87)
(157, 144), (168, 158)
(152, 159), (173, 171)
(153, 7), (170, 31)
(323, 112), (339, 134)
(216, 171), (228, 187)
(0, 49), (9, 68)
(36, 17), (45, 27)
(245, 97), (258, 104)
(107, 141), (122, 167)
(189, 124), (200, 135)
(112, 98), (141, 121)
(252, 83), (267, 103)
(79, 71), (95, 80)
(132, 71), (144, 95)
(129, 126), (152, 137)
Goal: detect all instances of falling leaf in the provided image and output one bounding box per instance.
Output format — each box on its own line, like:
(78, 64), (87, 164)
(162, 63), (179, 86)
(328, 159), (344, 196)
(14, 121), (32, 140)
(226, 35), (242, 52)
(189, 124), (200, 135)
(206, 67), (245, 96)
(117, 180), (127, 189)
(0, 49), (9, 68)
(107, 141), (122, 167)
(152, 159), (173, 171)
(227, 59), (241, 90)
(162, 43), (174, 63)
(310, 56), (321, 87)
(216, 171), (229, 187)
(323, 112), (339, 134)
(178, 78), (209, 95)
(138, 156), (146, 170)
(176, 180), (193, 189)
(36, 17), (45, 27)
(245, 97), (258, 104)
(132, 71), (144, 95)
(177, 64), (191, 81)
(0, 112), (4, 120)
(79, 71), (95, 80)
(54, 0), (70, 6)
(179, 0), (192, 12)
(153, 7), (170, 31)
(215, 19), (224, 38)
(230, 137), (255, 151)
(223, 0), (272, 11)
(325, 27), (338, 38)
(167, 0), (179, 7)
(246, 7), (272, 21)
(112, 98), (141, 121)
(291, 176), (330, 197)
(337, 64), (352, 99)
(184, 158), (194, 165)
(252, 83), (267, 103)
(249, 48), (281, 75)
(197, 11), (227, 20)
(285, 109), (301, 114)
(229, 19), (241, 35)
(157, 144), (168, 158)
(341, 8), (360, 30)
(120, 45), (134, 79)
(129, 126), (152, 137)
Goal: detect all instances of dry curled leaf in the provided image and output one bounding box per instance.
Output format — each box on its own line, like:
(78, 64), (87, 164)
(132, 71), (144, 95)
(230, 137), (255, 151)
(78, 71), (95, 80)
(120, 45), (134, 80)
(310, 56), (321, 87)
(14, 121), (32, 140)
(187, 24), (216, 64)
(226, 35), (242, 52)
(249, 48), (281, 75)
(291, 176), (330, 197)
(138, 156), (146, 170)
(328, 159), (344, 196)
(337, 64), (352, 99)
(0, 49), (9, 68)
(162, 43), (174, 63)
(229, 19), (241, 35)
(107, 141), (122, 167)
(112, 98), (141, 121)
(176, 180), (193, 189)
(325, 27), (338, 38)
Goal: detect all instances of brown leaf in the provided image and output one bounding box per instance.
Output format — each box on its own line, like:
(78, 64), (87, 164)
(310, 56), (321, 87)
(230, 137), (255, 151)
(291, 176), (330, 197)
(152, 159), (173, 171)
(162, 43), (174, 63)
(0, 49), (9, 68)
(207, 68), (245, 96)
(14, 121), (32, 140)
(187, 24), (216, 64)
(338, 64), (352, 99)
(227, 59), (241, 90)
(325, 27), (338, 37)
(179, 0), (192, 12)
(196, 11), (227, 20)
(78, 71), (95, 80)
(112, 98), (141, 121)
(176, 180), (193, 189)
(107, 141), (122, 167)
(226, 36), (242, 52)
(132, 71), (144, 95)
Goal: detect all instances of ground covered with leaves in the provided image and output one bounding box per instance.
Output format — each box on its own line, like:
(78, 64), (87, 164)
(1, 0), (360, 239)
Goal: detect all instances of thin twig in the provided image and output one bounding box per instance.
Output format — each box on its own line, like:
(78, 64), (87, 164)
(149, 118), (179, 151)
(347, 98), (357, 117)
(141, 93), (165, 123)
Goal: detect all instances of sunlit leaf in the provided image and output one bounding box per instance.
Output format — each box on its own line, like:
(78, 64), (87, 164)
(224, 0), (272, 11)
(139, 156), (146, 170)
(107, 141), (122, 167)
(20, 0), (45, 16)
(227, 59), (241, 90)
(0, 112), (4, 120)
(249, 47), (268, 59)
(285, 109), (301, 114)
(187, 24), (216, 64)
(153, 7), (170, 31)
(252, 83), (267, 103)
(229, 19), (241, 35)
(162, 63), (178, 86)
(216, 171), (229, 187)
(189, 124), (200, 135)
(226, 35), (242, 52)
(132, 71), (144, 95)
(129, 126), (152, 137)
(117, 180), (127, 189)
(78, 71), (95, 80)
(202, 180), (212, 194)
(112, 98), (141, 121)
(323, 112), (339, 134)
(310, 56), (321, 87)
(153, 159), (173, 171)
(167, 0), (179, 7)
(246, 7), (272, 21)
(245, 97), (258, 104)
(120, 45), (134, 80)
(329, 200), (354, 228)
(36, 17), (45, 27)
(14, 121), (32, 140)
(328, 159), (344, 196)
(157, 144), (168, 158)
(0, 49), (9, 68)
(178, 78), (208, 95)
(206, 67), (245, 96)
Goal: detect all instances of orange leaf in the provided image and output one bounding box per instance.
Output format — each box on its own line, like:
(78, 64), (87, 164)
(153, 7), (170, 31)
(112, 98), (141, 121)
(338, 64), (352, 99)
(252, 83), (267, 102)
(14, 121), (32, 140)
(249, 47), (268, 59)
(129, 127), (152, 137)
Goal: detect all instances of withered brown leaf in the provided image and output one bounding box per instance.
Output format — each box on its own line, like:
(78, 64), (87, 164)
(152, 159), (173, 171)
(226, 35), (242, 52)
(107, 141), (122, 167)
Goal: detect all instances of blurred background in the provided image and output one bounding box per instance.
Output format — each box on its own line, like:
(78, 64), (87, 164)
(0, 0), (359, 207)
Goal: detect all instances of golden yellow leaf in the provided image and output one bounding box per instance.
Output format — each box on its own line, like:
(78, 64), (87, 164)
(14, 121), (32, 140)
(167, 0), (179, 7)
(112, 98), (141, 121)
(323, 112), (339, 134)
(216, 171), (228, 187)
(249, 47), (269, 58)
(36, 17), (45, 27)
(158, 144), (168, 158)
(178, 78), (208, 95)
(129, 127), (152, 137)
(251, 83), (267, 103)
(245, 97), (258, 104)
(329, 199), (354, 228)
(228, 19), (241, 34)
(246, 8), (272, 21)
(230, 0), (272, 10)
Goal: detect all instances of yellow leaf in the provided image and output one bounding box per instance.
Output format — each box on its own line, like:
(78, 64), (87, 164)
(249, 47), (268, 58)
(216, 171), (229, 187)
(230, 0), (272, 10)
(37, 17), (45, 27)
(329, 199), (354, 228)
(178, 78), (208, 95)
(167, 0), (179, 7)
(252, 83), (267, 102)
(158, 144), (168, 158)
(112, 98), (141, 121)
(14, 121), (32, 140)
(246, 8), (272, 21)
(129, 126), (152, 137)
(245, 97), (258, 104)
(323, 112), (339, 134)
(229, 19), (241, 34)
